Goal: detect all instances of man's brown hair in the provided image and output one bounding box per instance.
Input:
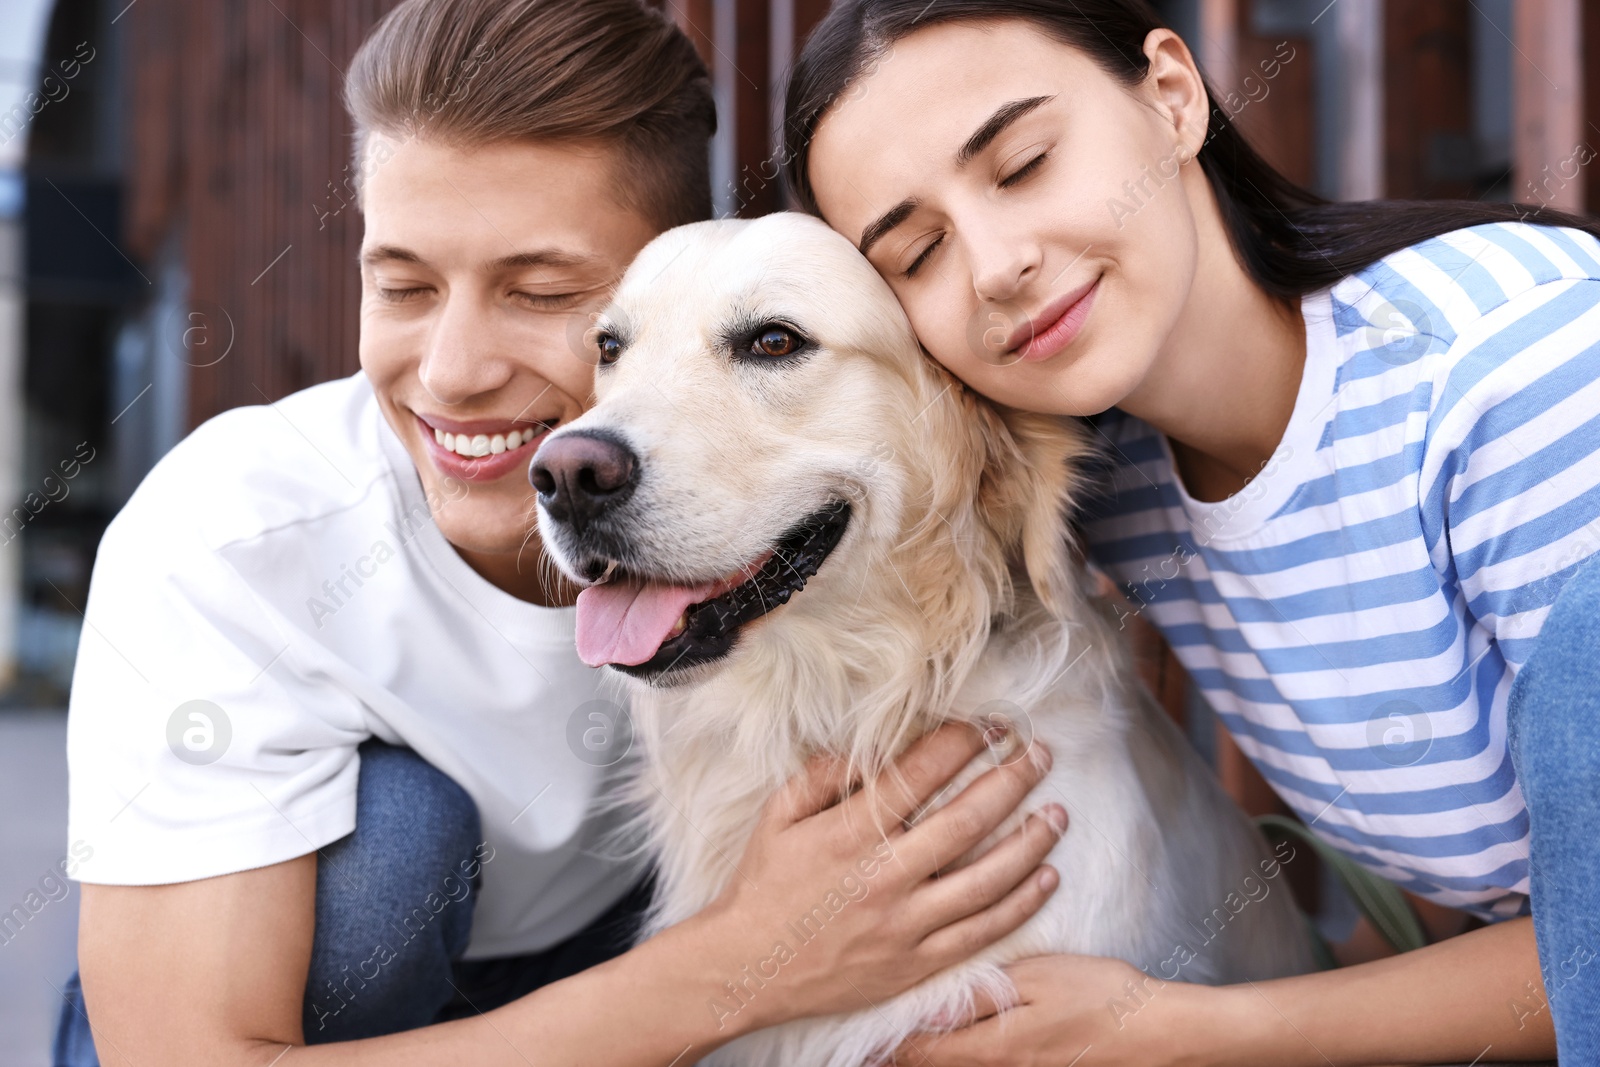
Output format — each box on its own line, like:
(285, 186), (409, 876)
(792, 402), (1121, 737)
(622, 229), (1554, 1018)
(344, 0), (716, 229)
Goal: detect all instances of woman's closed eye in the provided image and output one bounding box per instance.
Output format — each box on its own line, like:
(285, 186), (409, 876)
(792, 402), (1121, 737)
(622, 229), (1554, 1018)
(999, 150), (1049, 188)
(903, 235), (944, 279)
(900, 153), (1050, 279)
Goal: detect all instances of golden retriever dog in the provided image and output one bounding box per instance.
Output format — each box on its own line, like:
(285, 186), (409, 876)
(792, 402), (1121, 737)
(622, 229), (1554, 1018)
(531, 212), (1316, 1066)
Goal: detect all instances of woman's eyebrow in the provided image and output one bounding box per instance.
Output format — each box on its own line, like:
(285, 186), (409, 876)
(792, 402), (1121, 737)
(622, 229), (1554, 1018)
(856, 94), (1058, 259)
(955, 94), (1056, 166)
(858, 198), (920, 257)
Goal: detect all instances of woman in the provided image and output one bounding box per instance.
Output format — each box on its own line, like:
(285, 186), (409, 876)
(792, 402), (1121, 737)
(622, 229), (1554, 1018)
(785, 1), (1599, 1063)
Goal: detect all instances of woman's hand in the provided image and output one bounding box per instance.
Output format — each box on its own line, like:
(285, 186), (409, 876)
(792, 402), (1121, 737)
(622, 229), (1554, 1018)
(893, 918), (1556, 1067)
(688, 722), (1068, 1031)
(890, 955), (1199, 1067)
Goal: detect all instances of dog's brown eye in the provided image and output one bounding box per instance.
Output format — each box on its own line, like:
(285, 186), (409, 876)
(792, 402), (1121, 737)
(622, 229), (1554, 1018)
(596, 332), (622, 366)
(753, 327), (798, 357)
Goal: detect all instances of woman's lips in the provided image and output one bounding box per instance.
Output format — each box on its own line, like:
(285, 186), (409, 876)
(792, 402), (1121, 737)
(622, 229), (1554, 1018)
(1006, 278), (1100, 364)
(414, 413), (554, 483)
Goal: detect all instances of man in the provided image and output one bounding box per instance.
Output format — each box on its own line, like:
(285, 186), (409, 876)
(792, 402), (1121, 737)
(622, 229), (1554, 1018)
(56, 2), (1062, 1063)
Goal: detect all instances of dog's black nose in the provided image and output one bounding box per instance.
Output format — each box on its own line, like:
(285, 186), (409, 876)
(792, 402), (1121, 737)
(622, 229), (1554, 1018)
(530, 430), (638, 528)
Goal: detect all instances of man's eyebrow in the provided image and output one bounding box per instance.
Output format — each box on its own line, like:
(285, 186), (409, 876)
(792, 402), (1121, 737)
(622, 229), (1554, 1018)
(956, 95), (1056, 167)
(359, 246), (598, 271)
(360, 244), (422, 267)
(484, 248), (598, 272)
(857, 198), (920, 259)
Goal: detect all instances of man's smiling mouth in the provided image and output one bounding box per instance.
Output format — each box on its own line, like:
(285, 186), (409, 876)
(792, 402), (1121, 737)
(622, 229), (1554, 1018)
(413, 412), (561, 481)
(429, 423), (543, 457)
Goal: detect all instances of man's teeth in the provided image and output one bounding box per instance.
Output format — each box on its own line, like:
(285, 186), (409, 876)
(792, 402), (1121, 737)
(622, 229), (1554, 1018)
(433, 426), (543, 457)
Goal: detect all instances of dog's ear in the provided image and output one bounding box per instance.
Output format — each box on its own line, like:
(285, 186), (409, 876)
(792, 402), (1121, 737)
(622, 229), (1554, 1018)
(969, 399), (1095, 619)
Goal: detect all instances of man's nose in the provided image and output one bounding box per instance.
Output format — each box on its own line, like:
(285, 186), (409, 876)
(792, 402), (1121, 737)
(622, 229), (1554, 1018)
(418, 298), (516, 405)
(529, 430), (639, 530)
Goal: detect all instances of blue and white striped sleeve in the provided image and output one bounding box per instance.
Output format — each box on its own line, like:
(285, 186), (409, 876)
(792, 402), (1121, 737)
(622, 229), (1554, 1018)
(1421, 276), (1600, 668)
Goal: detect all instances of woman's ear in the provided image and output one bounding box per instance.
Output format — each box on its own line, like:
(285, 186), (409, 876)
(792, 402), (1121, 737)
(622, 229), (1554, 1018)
(971, 400), (1095, 619)
(1141, 28), (1210, 163)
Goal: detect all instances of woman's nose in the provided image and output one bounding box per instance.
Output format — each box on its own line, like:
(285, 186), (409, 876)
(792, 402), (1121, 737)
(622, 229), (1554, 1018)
(968, 235), (1039, 305)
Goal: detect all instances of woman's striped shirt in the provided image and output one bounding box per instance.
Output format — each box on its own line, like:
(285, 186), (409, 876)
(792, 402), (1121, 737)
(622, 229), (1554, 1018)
(1081, 222), (1600, 920)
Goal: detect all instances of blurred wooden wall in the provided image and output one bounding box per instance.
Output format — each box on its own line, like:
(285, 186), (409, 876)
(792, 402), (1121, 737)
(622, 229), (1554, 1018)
(119, 0), (834, 434)
(122, 0), (1598, 426)
(124, 0), (404, 428)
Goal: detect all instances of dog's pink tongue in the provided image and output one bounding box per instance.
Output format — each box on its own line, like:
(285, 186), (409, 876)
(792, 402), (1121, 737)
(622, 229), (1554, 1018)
(575, 578), (711, 667)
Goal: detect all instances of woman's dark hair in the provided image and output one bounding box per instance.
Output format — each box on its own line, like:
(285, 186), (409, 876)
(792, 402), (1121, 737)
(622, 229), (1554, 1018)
(783, 0), (1600, 302)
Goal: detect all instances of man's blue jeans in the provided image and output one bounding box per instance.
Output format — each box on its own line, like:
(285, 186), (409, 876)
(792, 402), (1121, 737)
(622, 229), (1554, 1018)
(1508, 549), (1600, 1062)
(52, 741), (651, 1063)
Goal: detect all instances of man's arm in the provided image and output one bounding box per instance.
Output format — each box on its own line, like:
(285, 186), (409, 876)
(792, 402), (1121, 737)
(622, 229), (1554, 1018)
(79, 857), (318, 1064)
(80, 723), (1067, 1065)
(80, 857), (767, 1065)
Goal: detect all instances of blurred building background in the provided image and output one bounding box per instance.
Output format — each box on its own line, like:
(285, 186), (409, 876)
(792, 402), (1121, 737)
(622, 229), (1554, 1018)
(0, 0), (1594, 1061)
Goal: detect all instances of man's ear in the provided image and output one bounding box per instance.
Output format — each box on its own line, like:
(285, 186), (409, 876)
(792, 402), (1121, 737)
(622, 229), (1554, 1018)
(971, 401), (1095, 619)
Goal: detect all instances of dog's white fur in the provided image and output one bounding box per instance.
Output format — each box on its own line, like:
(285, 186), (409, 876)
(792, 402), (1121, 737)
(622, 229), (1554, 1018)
(538, 213), (1315, 1066)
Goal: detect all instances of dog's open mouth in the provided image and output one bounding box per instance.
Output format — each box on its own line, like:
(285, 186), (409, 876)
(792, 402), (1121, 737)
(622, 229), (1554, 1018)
(574, 501), (851, 680)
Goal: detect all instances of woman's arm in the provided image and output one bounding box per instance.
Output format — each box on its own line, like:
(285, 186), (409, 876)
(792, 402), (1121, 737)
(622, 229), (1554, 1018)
(81, 724), (1066, 1065)
(896, 917), (1553, 1066)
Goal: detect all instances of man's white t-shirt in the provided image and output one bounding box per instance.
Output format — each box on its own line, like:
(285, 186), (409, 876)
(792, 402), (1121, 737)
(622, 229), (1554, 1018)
(66, 371), (645, 958)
